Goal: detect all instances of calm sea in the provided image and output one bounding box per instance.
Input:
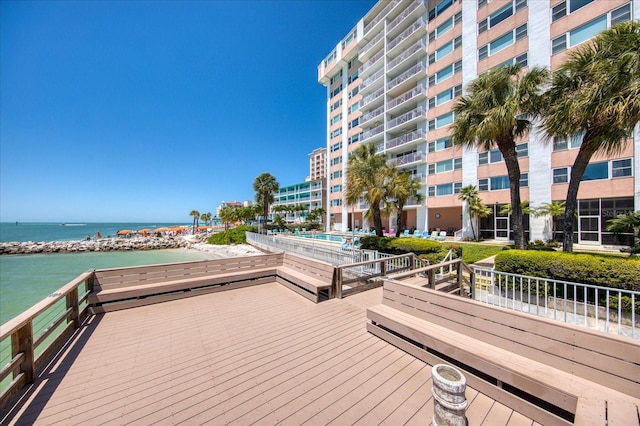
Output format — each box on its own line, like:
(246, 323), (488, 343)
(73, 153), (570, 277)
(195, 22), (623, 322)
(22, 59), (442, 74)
(0, 222), (215, 324)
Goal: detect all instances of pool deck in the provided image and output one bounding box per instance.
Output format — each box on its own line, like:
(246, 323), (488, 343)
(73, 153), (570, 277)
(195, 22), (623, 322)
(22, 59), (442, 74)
(1, 283), (536, 425)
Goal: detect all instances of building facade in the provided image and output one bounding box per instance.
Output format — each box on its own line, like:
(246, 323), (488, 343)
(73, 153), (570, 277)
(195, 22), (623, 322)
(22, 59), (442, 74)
(271, 179), (326, 223)
(318, 0), (638, 246)
(309, 147), (327, 181)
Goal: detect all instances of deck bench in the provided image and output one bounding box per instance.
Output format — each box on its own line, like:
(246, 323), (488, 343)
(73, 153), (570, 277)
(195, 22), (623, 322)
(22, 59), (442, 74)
(276, 253), (334, 303)
(367, 279), (640, 425)
(88, 252), (337, 312)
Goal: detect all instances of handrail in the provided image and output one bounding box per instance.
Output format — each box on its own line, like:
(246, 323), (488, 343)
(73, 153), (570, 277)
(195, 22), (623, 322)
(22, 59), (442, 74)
(1, 270), (94, 409)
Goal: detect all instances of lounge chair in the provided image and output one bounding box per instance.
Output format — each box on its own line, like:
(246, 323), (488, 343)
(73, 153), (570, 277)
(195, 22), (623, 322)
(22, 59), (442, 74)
(421, 230), (430, 238)
(436, 231), (447, 241)
(402, 230), (410, 237)
(427, 230), (438, 239)
(413, 230), (421, 237)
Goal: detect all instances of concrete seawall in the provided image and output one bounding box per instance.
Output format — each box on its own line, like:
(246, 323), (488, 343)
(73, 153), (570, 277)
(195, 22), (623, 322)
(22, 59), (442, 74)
(0, 236), (190, 254)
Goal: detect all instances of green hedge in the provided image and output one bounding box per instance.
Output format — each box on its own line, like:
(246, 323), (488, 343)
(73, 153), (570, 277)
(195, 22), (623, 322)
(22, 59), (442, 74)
(359, 236), (461, 264)
(207, 225), (255, 245)
(494, 250), (640, 292)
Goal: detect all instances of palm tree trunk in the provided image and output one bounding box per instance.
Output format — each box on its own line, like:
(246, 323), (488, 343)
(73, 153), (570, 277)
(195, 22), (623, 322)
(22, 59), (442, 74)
(469, 212), (477, 241)
(395, 203), (404, 238)
(562, 145), (596, 252)
(372, 206), (384, 237)
(503, 150), (525, 249)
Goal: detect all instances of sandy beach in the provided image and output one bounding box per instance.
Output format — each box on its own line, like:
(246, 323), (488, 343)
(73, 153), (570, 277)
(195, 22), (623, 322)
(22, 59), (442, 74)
(188, 242), (266, 259)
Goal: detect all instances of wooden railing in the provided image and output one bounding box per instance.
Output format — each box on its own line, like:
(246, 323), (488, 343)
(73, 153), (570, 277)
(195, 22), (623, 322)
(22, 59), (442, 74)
(333, 253), (426, 298)
(0, 271), (93, 408)
(387, 259), (476, 298)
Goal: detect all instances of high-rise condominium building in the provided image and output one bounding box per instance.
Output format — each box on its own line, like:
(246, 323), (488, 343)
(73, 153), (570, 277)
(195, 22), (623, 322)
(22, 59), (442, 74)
(319, 0), (638, 246)
(309, 147), (327, 181)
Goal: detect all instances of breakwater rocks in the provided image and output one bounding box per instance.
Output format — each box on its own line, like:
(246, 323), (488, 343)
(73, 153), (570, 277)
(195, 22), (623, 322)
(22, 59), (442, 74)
(0, 237), (190, 255)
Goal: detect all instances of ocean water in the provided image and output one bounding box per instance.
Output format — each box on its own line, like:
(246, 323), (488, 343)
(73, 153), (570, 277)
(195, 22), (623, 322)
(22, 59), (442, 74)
(0, 222), (192, 242)
(0, 222), (218, 324)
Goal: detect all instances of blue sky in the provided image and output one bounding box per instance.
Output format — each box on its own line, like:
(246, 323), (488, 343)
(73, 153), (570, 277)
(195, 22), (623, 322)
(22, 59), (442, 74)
(0, 0), (375, 223)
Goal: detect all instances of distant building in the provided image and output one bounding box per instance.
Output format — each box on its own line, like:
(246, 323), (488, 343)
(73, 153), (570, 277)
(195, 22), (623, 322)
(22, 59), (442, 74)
(318, 0), (638, 245)
(271, 179), (326, 223)
(215, 200), (246, 216)
(309, 147), (327, 181)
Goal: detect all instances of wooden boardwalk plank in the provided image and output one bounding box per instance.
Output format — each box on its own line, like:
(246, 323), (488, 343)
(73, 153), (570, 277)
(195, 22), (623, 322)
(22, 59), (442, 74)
(2, 282), (534, 426)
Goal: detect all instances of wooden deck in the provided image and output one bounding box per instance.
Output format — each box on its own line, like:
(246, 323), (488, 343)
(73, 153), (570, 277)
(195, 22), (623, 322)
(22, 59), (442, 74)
(2, 283), (536, 425)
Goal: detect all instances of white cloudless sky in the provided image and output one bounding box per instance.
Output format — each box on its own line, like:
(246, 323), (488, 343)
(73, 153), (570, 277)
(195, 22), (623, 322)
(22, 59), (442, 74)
(0, 0), (375, 222)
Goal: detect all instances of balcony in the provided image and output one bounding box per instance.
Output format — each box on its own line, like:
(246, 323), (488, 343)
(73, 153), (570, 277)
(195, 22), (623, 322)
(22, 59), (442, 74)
(360, 105), (385, 126)
(359, 31), (384, 61)
(387, 84), (426, 112)
(360, 67), (384, 93)
(361, 86), (385, 109)
(387, 107), (426, 132)
(388, 151), (425, 166)
(360, 49), (384, 77)
(363, 0), (401, 35)
(387, 39), (427, 75)
(387, 0), (424, 35)
(387, 17), (425, 56)
(362, 124), (384, 142)
(387, 62), (427, 93)
(386, 128), (427, 150)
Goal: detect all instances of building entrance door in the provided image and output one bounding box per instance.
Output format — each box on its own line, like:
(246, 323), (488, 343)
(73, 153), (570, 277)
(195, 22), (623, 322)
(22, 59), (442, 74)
(578, 216), (600, 244)
(495, 217), (510, 239)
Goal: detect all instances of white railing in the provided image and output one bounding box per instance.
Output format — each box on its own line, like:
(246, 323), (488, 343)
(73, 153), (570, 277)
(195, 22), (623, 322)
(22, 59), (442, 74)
(361, 87), (385, 107)
(246, 232), (394, 267)
(363, 124), (384, 140)
(360, 31), (384, 57)
(386, 128), (426, 149)
(360, 49), (385, 75)
(389, 151), (425, 166)
(387, 0), (423, 33)
(387, 107), (426, 129)
(387, 17), (426, 52)
(387, 62), (427, 90)
(361, 105), (385, 124)
(473, 268), (639, 339)
(361, 67), (384, 91)
(363, 0), (401, 34)
(387, 40), (427, 72)
(454, 229), (464, 241)
(387, 84), (426, 110)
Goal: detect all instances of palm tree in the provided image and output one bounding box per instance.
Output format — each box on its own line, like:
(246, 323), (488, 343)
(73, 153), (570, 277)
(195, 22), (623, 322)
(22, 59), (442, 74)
(345, 143), (390, 236)
(533, 201), (566, 241)
(498, 201), (532, 216)
(458, 185), (490, 241)
(542, 21), (640, 252)
(386, 167), (423, 237)
(451, 64), (548, 249)
(606, 211), (640, 255)
(218, 206), (236, 231)
(200, 212), (212, 226)
(253, 173), (279, 223)
(189, 210), (200, 232)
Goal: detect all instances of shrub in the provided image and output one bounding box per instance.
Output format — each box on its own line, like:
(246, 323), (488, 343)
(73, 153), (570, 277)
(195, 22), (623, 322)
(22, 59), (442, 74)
(207, 225), (254, 245)
(494, 250), (640, 292)
(360, 236), (461, 264)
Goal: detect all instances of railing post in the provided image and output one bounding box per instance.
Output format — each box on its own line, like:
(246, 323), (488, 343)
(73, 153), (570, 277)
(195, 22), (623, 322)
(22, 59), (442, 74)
(381, 259), (386, 276)
(12, 322), (35, 385)
(456, 260), (462, 294)
(334, 268), (343, 299)
(428, 268), (436, 289)
(67, 287), (80, 328)
(470, 270), (476, 299)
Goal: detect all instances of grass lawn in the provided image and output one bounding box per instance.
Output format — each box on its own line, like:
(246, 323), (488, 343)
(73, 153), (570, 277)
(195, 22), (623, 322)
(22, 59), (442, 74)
(457, 242), (506, 264)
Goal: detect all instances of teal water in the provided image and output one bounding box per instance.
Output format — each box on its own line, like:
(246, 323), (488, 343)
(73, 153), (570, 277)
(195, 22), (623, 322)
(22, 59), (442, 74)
(0, 222), (194, 242)
(0, 249), (215, 324)
(298, 233), (345, 242)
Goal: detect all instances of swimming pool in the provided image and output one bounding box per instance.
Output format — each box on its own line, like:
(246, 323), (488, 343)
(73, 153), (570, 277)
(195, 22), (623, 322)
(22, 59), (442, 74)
(297, 233), (345, 242)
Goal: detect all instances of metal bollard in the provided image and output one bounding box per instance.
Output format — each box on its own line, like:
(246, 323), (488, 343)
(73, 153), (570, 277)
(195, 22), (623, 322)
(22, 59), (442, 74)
(432, 364), (468, 426)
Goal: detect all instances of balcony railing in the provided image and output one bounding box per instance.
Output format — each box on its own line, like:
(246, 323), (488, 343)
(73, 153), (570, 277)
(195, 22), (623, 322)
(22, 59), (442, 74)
(363, 124), (384, 140)
(387, 107), (426, 130)
(361, 105), (385, 124)
(387, 39), (426, 72)
(388, 84), (426, 110)
(360, 49), (384, 75)
(389, 151), (425, 166)
(360, 67), (384, 91)
(387, 17), (425, 52)
(387, 62), (427, 91)
(360, 31), (384, 57)
(387, 0), (423, 33)
(386, 128), (426, 149)
(363, 0), (401, 34)
(375, 142), (384, 153)
(361, 86), (385, 107)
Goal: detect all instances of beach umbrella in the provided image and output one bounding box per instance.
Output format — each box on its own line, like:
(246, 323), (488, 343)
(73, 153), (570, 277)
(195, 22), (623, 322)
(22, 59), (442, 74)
(116, 229), (133, 236)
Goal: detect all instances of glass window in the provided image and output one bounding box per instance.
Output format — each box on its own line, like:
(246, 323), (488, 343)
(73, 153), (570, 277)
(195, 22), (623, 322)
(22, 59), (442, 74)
(612, 159), (632, 178)
(570, 0), (594, 13)
(437, 17), (454, 38)
(490, 4), (513, 27)
(428, 164), (436, 175)
(553, 136), (568, 151)
(490, 149), (503, 163)
(611, 3), (631, 25)
(429, 137), (452, 152)
(437, 184), (453, 196)
(479, 152), (489, 165)
(436, 160), (453, 173)
(491, 176), (510, 190)
(436, 89), (453, 106)
(454, 182), (462, 194)
(516, 143), (528, 157)
(553, 167), (569, 184)
(436, 65), (453, 84)
(570, 131), (584, 148)
(479, 179), (489, 191)
(570, 15), (607, 47)
(436, 112), (454, 128)
(582, 161), (608, 181)
(436, 41), (454, 61)
(428, 186), (436, 197)
(552, 1), (567, 21)
(520, 173), (529, 187)
(454, 158), (462, 169)
(490, 32), (514, 55)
